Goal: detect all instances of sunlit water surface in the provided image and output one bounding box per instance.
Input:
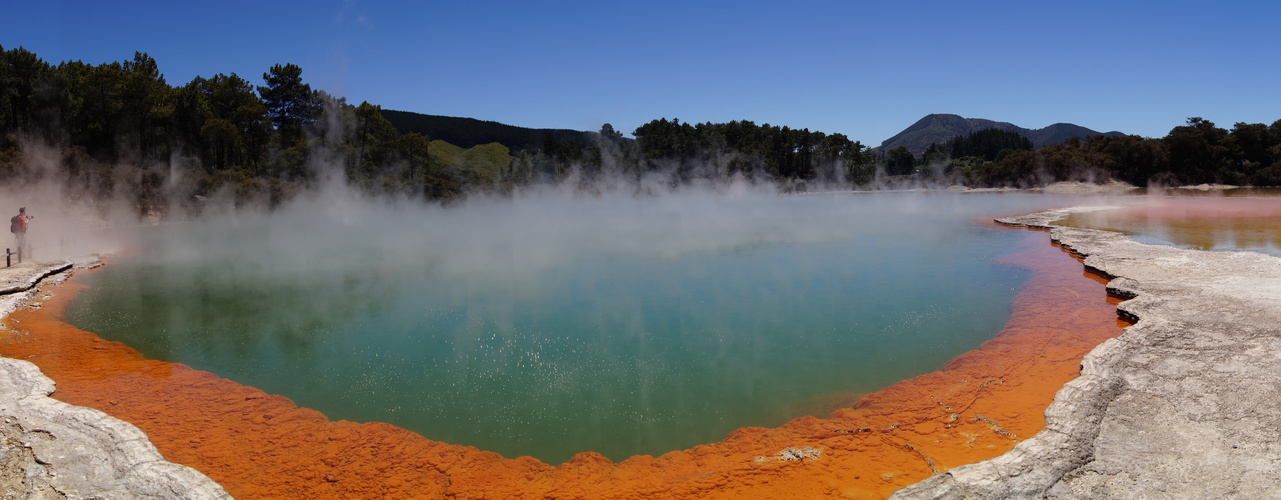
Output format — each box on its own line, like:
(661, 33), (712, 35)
(1057, 193), (1281, 257)
(67, 191), (1071, 463)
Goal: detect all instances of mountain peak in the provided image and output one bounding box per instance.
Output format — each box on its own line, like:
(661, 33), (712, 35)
(880, 115), (1123, 154)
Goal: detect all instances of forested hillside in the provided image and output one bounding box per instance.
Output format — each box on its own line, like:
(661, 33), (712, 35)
(881, 114), (1124, 154)
(381, 110), (594, 151)
(2, 45), (1280, 220)
(0, 47), (477, 214)
(922, 128), (1033, 163)
(915, 120), (1281, 187)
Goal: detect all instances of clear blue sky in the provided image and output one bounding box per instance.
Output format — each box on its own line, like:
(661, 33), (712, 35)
(6, 0), (1279, 145)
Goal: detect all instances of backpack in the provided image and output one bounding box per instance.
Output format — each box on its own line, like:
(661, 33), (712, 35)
(9, 215), (19, 234)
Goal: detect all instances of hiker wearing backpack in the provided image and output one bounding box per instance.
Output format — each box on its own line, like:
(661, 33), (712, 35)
(10, 207), (30, 259)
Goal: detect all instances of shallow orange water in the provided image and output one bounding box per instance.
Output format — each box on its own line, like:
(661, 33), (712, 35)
(1058, 197), (1281, 252)
(0, 227), (1124, 499)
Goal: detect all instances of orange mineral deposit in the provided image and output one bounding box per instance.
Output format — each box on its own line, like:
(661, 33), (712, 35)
(1058, 196), (1281, 253)
(0, 227), (1124, 499)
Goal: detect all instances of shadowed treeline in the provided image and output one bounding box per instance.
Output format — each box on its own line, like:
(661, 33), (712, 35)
(3, 45), (1281, 221)
(907, 119), (1281, 188)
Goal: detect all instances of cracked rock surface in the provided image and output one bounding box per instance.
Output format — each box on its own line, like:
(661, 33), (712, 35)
(0, 261), (230, 499)
(893, 207), (1281, 499)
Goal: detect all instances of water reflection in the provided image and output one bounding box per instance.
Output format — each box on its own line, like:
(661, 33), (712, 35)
(1057, 196), (1281, 256)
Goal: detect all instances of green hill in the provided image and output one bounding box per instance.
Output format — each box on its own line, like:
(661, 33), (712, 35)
(430, 140), (512, 184)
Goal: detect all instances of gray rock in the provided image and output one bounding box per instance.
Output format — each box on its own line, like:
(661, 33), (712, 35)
(894, 207), (1281, 499)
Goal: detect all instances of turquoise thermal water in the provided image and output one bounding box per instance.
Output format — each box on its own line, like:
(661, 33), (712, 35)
(65, 191), (1067, 464)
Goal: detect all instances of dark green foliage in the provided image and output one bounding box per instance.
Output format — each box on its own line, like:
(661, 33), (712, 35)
(943, 117), (1281, 188)
(380, 110), (593, 151)
(120, 52), (171, 162)
(884, 146), (916, 176)
(630, 118), (872, 186)
(496, 123), (635, 187)
(4, 45), (1281, 217)
(0, 47), (476, 214)
(258, 63), (318, 146)
(926, 128), (1033, 162)
(0, 45), (53, 141)
(54, 59), (125, 160)
(179, 72), (271, 173)
(1164, 117), (1228, 184)
(897, 116), (1281, 188)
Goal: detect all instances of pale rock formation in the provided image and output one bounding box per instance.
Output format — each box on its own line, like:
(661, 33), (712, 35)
(894, 207), (1281, 499)
(0, 260), (231, 499)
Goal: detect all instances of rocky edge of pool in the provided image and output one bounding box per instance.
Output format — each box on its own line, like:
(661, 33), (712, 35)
(895, 207), (1281, 498)
(3, 203), (1280, 499)
(0, 259), (231, 499)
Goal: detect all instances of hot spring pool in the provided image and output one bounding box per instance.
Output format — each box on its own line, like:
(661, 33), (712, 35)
(1056, 194), (1281, 256)
(65, 190), (1072, 463)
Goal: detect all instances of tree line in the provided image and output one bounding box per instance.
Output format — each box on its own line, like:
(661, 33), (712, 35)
(898, 118), (1281, 187)
(628, 118), (874, 189)
(4, 45), (1280, 219)
(0, 46), (472, 216)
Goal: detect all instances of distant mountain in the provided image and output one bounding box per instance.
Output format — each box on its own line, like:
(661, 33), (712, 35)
(381, 110), (595, 151)
(879, 114), (1124, 154)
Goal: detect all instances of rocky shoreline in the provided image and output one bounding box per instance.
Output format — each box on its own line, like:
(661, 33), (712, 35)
(894, 207), (1281, 498)
(1, 204), (1262, 498)
(0, 219), (1129, 498)
(0, 261), (229, 499)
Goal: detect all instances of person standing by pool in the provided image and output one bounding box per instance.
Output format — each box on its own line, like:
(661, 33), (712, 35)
(10, 207), (30, 259)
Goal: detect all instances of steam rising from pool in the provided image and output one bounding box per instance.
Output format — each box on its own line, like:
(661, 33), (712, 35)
(66, 185), (1078, 463)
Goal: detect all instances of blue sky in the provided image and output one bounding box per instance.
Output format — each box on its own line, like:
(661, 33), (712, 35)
(6, 1), (1279, 145)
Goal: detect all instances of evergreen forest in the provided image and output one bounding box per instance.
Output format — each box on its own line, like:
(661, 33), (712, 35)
(2, 46), (1281, 218)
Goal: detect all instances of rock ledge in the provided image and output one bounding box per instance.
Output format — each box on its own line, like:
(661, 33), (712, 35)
(893, 207), (1281, 499)
(0, 261), (230, 499)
